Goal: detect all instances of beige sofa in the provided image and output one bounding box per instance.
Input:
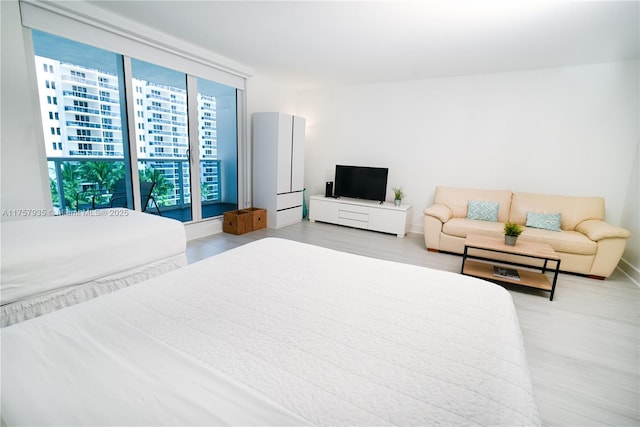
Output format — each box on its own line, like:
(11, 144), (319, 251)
(423, 186), (631, 279)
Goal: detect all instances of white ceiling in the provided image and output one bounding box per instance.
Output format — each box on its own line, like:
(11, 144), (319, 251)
(87, 0), (639, 89)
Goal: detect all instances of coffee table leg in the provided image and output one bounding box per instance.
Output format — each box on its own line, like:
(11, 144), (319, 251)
(550, 260), (561, 301)
(461, 246), (469, 274)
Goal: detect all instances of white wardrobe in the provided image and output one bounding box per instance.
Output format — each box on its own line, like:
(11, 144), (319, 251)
(252, 112), (305, 229)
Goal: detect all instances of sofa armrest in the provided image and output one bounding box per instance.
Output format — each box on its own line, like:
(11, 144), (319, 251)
(423, 204), (453, 223)
(575, 219), (631, 241)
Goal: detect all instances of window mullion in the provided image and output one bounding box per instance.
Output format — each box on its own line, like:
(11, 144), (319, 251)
(120, 55), (141, 211)
(186, 75), (202, 222)
(237, 89), (248, 209)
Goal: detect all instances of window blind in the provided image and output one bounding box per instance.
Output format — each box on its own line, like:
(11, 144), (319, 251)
(20, 0), (250, 90)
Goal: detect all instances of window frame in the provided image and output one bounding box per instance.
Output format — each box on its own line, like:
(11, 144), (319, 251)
(22, 0), (249, 222)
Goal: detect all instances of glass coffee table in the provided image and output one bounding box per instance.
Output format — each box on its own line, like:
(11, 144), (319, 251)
(460, 234), (561, 301)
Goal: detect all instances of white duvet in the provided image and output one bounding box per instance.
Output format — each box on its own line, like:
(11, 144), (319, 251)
(1, 209), (186, 305)
(1, 238), (540, 426)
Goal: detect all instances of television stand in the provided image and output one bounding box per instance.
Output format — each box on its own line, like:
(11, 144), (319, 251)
(309, 195), (412, 237)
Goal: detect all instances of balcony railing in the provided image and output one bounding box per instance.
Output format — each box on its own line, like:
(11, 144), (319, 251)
(68, 136), (103, 142)
(98, 81), (119, 91)
(63, 90), (99, 100)
(105, 151), (124, 157)
(98, 110), (120, 117)
(148, 130), (188, 137)
(48, 157), (221, 216)
(69, 150), (104, 156)
(64, 106), (101, 115)
(66, 121), (102, 129)
(61, 75), (93, 85)
(146, 106), (187, 115)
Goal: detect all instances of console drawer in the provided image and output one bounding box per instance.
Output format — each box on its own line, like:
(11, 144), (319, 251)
(338, 204), (369, 215)
(339, 217), (369, 228)
(339, 209), (368, 222)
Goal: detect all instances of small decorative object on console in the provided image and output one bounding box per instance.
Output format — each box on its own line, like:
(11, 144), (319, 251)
(392, 187), (404, 206)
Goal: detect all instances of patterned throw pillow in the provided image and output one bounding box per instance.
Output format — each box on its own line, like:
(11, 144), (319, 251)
(466, 200), (499, 222)
(526, 212), (562, 231)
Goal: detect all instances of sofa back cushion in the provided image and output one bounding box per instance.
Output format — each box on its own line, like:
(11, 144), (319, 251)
(509, 192), (605, 231)
(434, 187), (513, 223)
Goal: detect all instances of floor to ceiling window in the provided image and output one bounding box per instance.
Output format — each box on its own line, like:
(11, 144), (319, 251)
(131, 59), (192, 222)
(32, 30), (132, 214)
(31, 30), (239, 222)
(196, 78), (238, 220)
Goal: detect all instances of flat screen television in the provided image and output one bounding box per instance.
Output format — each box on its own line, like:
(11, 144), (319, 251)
(334, 165), (388, 203)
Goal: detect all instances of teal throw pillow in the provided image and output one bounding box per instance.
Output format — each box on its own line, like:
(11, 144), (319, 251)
(466, 200), (499, 222)
(526, 212), (562, 231)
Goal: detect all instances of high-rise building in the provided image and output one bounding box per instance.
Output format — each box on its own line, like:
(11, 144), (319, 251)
(34, 56), (219, 207)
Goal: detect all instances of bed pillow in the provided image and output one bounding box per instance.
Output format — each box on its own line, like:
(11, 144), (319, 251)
(526, 212), (562, 231)
(466, 200), (499, 222)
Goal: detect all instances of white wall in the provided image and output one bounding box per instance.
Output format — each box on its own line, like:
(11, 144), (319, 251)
(246, 75), (300, 118)
(297, 62), (639, 237)
(619, 142), (639, 281)
(1, 0), (52, 214)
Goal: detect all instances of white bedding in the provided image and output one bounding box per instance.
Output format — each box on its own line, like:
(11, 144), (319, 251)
(1, 209), (187, 325)
(1, 238), (540, 426)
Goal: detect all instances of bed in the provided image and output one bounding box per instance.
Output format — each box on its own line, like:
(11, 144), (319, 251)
(1, 238), (540, 426)
(1, 209), (187, 326)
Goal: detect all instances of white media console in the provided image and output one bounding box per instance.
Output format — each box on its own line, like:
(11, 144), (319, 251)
(309, 195), (412, 237)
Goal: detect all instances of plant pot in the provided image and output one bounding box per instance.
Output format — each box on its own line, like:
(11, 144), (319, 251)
(504, 235), (518, 246)
(394, 199), (401, 206)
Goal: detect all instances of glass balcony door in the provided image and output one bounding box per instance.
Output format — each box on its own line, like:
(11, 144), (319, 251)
(33, 30), (133, 215)
(33, 30), (240, 222)
(131, 59), (192, 222)
(196, 78), (238, 220)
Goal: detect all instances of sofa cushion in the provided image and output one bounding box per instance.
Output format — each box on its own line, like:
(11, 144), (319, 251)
(434, 186), (513, 223)
(526, 212), (562, 231)
(510, 192), (604, 230)
(443, 218), (505, 238)
(467, 200), (499, 222)
(520, 228), (597, 255)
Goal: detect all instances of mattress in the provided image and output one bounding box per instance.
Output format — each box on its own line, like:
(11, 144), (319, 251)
(1, 209), (187, 325)
(1, 238), (540, 426)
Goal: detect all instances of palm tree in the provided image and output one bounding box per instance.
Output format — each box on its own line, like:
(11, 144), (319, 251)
(78, 161), (124, 193)
(60, 162), (82, 210)
(201, 183), (213, 201)
(139, 167), (174, 206)
(49, 177), (60, 206)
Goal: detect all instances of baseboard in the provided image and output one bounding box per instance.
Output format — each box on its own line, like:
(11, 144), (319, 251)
(185, 217), (223, 241)
(617, 257), (640, 287)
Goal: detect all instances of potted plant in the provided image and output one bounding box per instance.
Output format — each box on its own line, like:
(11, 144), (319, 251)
(392, 187), (404, 206)
(504, 222), (523, 246)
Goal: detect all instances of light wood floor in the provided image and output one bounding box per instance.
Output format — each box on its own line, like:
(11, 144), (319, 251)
(187, 220), (640, 427)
